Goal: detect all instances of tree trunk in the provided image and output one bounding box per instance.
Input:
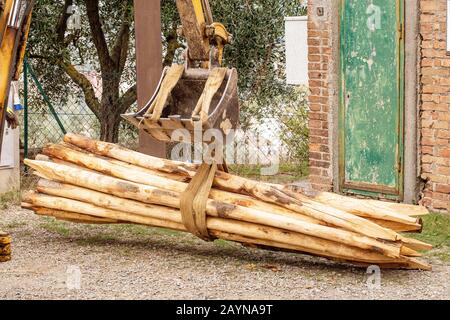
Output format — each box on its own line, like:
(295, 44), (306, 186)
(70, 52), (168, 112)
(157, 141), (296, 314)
(99, 107), (121, 143)
(99, 75), (122, 143)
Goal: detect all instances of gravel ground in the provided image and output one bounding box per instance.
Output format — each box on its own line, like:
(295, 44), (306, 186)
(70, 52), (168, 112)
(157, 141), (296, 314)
(0, 206), (449, 300)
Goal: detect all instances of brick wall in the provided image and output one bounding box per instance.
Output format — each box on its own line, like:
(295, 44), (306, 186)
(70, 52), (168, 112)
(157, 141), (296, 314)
(307, 0), (334, 192)
(418, 0), (450, 212)
(306, 0), (450, 212)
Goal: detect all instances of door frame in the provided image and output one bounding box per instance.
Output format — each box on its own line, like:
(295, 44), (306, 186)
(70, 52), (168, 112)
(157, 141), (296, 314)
(337, 0), (406, 201)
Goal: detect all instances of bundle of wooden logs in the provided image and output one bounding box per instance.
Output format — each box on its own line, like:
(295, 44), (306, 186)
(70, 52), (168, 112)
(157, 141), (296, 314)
(0, 231), (12, 262)
(21, 134), (433, 270)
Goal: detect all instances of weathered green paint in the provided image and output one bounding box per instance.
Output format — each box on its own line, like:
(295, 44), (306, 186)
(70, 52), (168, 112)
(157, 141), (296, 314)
(339, 0), (404, 199)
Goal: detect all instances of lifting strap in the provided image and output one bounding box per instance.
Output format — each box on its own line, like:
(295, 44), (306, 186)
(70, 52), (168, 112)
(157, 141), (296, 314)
(191, 67), (227, 123)
(145, 64), (185, 122)
(180, 162), (217, 241)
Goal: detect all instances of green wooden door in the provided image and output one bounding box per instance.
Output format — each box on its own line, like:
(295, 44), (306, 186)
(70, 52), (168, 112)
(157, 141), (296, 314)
(339, 0), (404, 199)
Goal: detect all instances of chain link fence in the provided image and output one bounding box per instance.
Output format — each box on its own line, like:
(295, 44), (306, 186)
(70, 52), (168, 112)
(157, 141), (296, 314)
(227, 87), (309, 184)
(20, 60), (142, 189)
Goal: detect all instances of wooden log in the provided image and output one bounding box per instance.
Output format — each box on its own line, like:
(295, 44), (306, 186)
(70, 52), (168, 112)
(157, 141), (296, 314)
(399, 246), (422, 257)
(366, 217), (422, 233)
(0, 231), (12, 263)
(35, 180), (183, 224)
(63, 134), (429, 226)
(365, 199), (430, 217)
(280, 189), (420, 225)
(93, 148), (425, 234)
(268, 183), (430, 220)
(296, 186), (429, 219)
(268, 188), (425, 234)
(37, 179), (424, 259)
(43, 142), (399, 242)
(43, 150), (326, 227)
(22, 193), (427, 268)
(34, 177), (402, 258)
(43, 143), (187, 191)
(229, 183), (397, 241)
(398, 236), (433, 251)
(25, 160), (403, 258)
(95, 151), (424, 233)
(64, 134), (429, 218)
(211, 231), (429, 270)
(86, 150), (424, 234)
(64, 133), (196, 174)
(31, 150), (433, 253)
(25, 134), (431, 269)
(23, 192), (186, 232)
(29, 205), (121, 224)
(328, 257), (431, 270)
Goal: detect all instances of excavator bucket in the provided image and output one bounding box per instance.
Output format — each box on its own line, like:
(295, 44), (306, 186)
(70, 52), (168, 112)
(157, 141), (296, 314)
(122, 65), (239, 143)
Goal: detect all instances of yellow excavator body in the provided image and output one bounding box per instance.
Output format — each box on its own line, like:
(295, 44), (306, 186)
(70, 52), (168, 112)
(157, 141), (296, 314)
(0, 0), (33, 158)
(0, 0), (33, 263)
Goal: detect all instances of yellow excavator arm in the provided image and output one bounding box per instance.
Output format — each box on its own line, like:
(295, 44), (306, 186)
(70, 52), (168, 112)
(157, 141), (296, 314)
(122, 0), (239, 146)
(176, 0), (232, 67)
(0, 0), (34, 158)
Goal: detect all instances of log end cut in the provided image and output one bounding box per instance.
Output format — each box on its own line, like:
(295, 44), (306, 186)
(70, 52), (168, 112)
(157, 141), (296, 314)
(0, 231), (12, 263)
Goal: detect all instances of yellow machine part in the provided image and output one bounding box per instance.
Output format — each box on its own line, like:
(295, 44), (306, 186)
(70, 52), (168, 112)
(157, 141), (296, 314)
(13, 6), (32, 79)
(176, 0), (231, 66)
(0, 0), (14, 41)
(192, 0), (206, 26)
(0, 0), (18, 123)
(0, 0), (33, 157)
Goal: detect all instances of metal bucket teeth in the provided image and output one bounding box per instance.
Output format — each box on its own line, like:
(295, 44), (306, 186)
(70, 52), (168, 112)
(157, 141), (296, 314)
(121, 65), (239, 143)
